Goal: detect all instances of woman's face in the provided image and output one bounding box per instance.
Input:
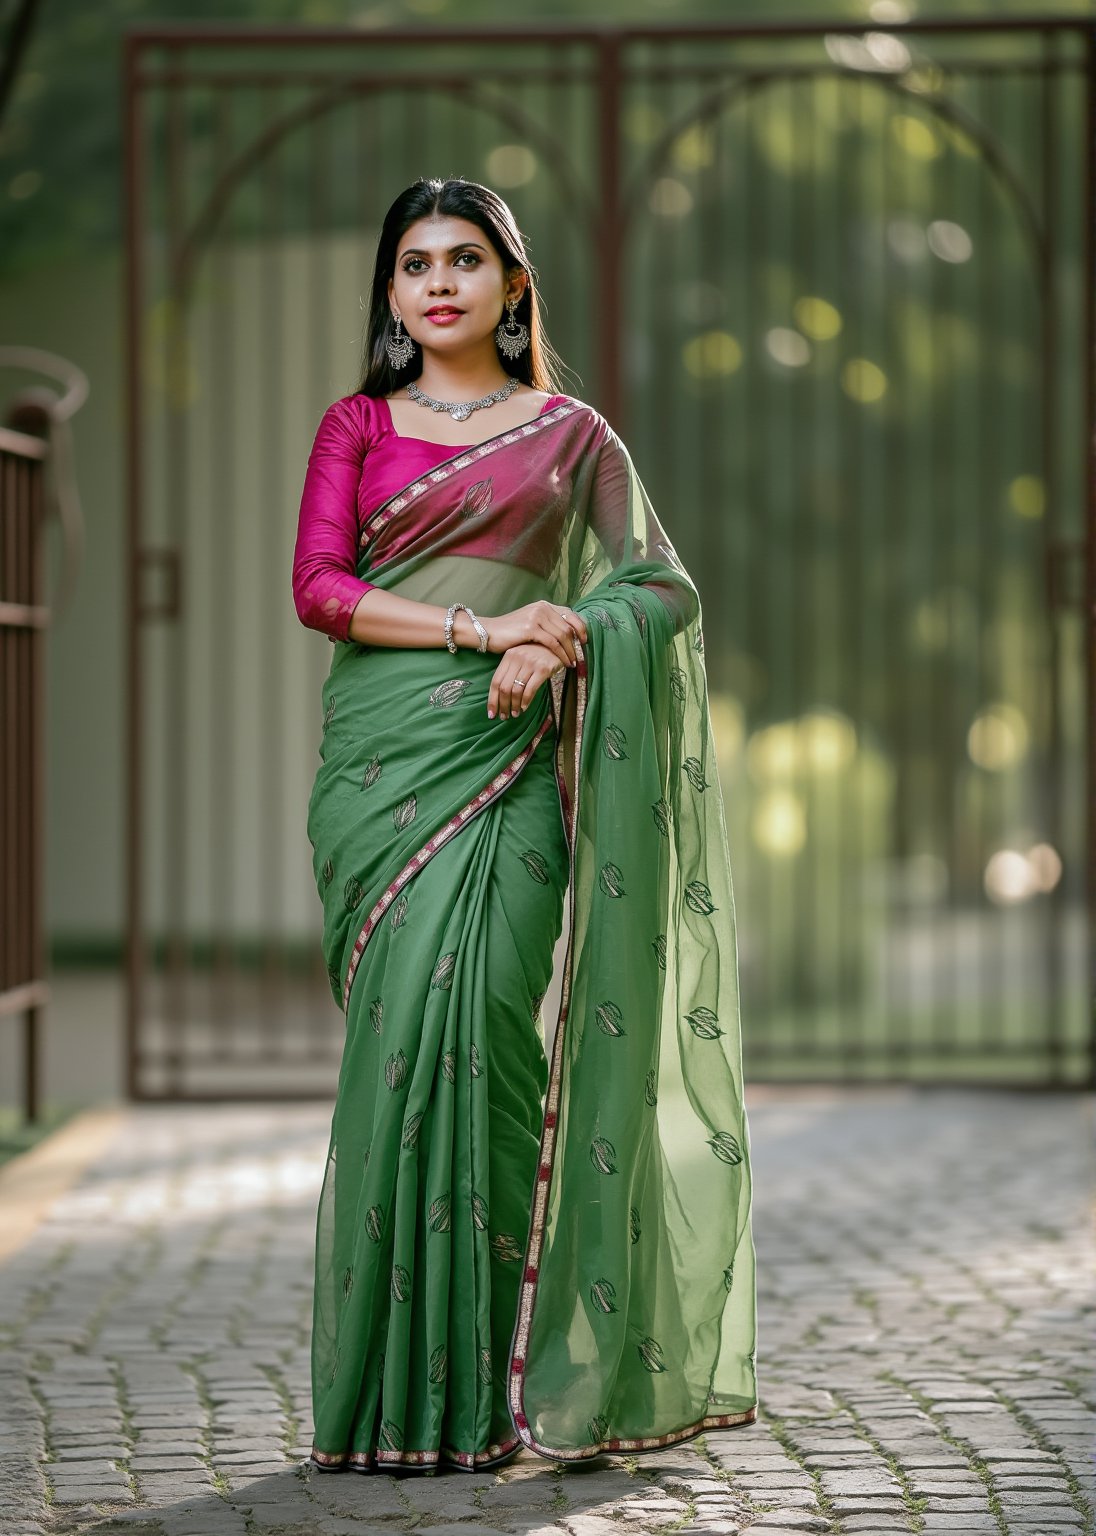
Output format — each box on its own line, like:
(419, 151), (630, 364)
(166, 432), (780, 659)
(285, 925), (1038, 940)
(387, 214), (525, 355)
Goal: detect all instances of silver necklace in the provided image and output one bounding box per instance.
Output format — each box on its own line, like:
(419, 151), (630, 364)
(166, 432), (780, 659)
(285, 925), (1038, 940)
(406, 376), (520, 423)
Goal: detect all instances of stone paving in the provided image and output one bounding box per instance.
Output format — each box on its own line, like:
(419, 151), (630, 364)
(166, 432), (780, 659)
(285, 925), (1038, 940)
(0, 1087), (1092, 1536)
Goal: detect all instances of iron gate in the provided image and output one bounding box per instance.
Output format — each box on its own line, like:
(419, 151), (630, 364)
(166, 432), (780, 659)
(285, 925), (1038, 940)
(124, 17), (1094, 1097)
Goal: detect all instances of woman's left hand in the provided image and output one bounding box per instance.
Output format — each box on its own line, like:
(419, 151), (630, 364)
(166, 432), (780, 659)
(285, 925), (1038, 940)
(487, 641), (569, 720)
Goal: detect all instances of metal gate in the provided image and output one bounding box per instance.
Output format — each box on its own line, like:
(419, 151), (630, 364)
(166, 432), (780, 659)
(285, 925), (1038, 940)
(124, 18), (1094, 1097)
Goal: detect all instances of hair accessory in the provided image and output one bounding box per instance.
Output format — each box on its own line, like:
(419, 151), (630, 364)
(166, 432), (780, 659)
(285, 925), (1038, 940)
(386, 313), (416, 368)
(495, 296), (530, 360)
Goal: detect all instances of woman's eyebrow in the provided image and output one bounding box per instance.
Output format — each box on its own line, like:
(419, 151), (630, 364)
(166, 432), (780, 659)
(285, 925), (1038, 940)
(398, 242), (488, 257)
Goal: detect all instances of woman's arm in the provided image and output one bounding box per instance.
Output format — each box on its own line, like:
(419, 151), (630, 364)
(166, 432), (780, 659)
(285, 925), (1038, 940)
(347, 588), (485, 650)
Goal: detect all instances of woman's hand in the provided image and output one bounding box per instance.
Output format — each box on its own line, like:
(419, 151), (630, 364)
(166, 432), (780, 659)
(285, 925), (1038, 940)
(488, 642), (570, 720)
(481, 601), (588, 670)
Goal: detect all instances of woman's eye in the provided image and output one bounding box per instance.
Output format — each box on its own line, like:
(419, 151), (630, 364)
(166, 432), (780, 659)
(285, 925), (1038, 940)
(402, 253), (478, 272)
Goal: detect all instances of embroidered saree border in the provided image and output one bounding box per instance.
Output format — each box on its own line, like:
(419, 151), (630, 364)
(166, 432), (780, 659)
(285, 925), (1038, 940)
(341, 712), (555, 1014)
(505, 636), (759, 1461)
(358, 399), (582, 554)
(310, 1433), (520, 1473)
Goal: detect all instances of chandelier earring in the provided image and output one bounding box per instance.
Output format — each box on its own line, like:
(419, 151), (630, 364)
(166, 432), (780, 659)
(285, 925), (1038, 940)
(495, 295), (530, 360)
(385, 311), (416, 369)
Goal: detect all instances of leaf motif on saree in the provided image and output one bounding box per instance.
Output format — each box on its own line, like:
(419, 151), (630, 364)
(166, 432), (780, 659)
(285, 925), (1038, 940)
(390, 1263), (411, 1302)
(393, 794), (417, 831)
(343, 875), (363, 911)
(519, 849), (550, 884)
(588, 1413), (610, 1441)
(684, 880), (716, 915)
(625, 592), (647, 634)
(594, 1001), (625, 1038)
(322, 694), (336, 730)
(401, 1111), (424, 1148)
(389, 894), (408, 929)
(471, 1191), (488, 1230)
(365, 1205), (384, 1242)
(378, 1418), (403, 1451)
(723, 1262), (735, 1290)
(588, 605), (625, 631)
(694, 624), (705, 654)
(428, 1193), (451, 1232)
(651, 797), (672, 836)
(428, 1345), (447, 1383)
(327, 965), (341, 994)
(478, 1347), (493, 1385)
(470, 1042), (482, 1077)
(602, 723), (628, 759)
(629, 1206), (641, 1243)
(683, 757), (708, 793)
(431, 952), (456, 990)
(329, 1348), (340, 1383)
(342, 1265), (353, 1301)
(361, 753), (382, 790)
(321, 858), (334, 887)
(590, 1136), (618, 1175)
(589, 1278), (618, 1314)
(369, 997), (383, 1033)
(490, 1233), (523, 1263)
(441, 1049), (456, 1083)
(708, 1131), (743, 1166)
(652, 934), (667, 971)
(456, 477), (493, 519)
(686, 1006), (724, 1040)
(578, 555), (598, 591)
(531, 989), (545, 1022)
(384, 1049), (408, 1090)
(598, 862), (625, 898)
(637, 1335), (667, 1373)
(668, 666), (687, 704)
(644, 1069), (658, 1107)
(429, 678), (471, 708)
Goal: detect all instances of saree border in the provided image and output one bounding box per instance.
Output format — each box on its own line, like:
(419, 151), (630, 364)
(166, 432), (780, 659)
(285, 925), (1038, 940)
(310, 1433), (520, 1473)
(505, 634), (759, 1461)
(358, 398), (583, 555)
(341, 712), (555, 1015)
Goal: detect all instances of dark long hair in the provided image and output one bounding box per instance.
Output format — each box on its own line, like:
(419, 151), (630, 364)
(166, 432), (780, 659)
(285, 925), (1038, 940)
(356, 177), (571, 398)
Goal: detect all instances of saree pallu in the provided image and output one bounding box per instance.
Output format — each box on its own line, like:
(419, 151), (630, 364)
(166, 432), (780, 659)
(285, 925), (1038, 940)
(305, 396), (757, 1472)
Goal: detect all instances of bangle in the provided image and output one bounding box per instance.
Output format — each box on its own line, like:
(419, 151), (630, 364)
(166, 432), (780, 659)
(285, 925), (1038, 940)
(444, 602), (488, 654)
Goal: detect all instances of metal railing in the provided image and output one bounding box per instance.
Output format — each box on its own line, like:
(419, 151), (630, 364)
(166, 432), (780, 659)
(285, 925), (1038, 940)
(0, 424), (48, 1121)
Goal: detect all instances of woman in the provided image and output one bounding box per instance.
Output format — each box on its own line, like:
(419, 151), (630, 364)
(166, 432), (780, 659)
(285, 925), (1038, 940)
(292, 177), (757, 1475)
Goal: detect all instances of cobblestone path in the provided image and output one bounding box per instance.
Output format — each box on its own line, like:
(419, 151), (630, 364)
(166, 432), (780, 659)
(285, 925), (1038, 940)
(0, 1088), (1092, 1536)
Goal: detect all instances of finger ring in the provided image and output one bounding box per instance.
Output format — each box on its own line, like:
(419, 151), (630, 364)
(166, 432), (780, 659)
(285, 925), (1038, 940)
(514, 678), (526, 687)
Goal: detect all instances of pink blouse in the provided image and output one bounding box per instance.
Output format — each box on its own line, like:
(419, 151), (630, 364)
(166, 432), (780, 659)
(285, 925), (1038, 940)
(292, 392), (570, 643)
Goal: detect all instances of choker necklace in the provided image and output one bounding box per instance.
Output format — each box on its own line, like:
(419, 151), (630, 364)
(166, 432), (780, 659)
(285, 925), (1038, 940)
(406, 376), (520, 422)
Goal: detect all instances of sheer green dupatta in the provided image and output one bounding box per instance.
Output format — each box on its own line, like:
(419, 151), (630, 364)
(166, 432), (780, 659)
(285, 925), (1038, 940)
(508, 425), (758, 1459)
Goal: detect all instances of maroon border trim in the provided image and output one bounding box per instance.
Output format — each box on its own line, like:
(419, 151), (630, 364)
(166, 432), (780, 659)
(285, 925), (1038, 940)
(505, 635), (759, 1460)
(342, 713), (554, 1014)
(310, 1433), (520, 1472)
(358, 398), (582, 554)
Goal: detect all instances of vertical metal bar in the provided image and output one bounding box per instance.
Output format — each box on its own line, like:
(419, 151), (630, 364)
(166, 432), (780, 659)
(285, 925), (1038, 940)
(1040, 32), (1065, 1080)
(26, 455), (43, 1122)
(124, 32), (146, 1100)
(164, 75), (187, 1092)
(597, 32), (623, 428)
(1084, 23), (1096, 1089)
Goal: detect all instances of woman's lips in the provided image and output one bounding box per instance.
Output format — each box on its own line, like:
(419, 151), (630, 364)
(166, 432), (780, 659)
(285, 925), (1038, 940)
(426, 310), (463, 324)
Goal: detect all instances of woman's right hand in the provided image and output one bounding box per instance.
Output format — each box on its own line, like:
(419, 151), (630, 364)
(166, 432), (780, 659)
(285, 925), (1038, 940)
(482, 601), (588, 669)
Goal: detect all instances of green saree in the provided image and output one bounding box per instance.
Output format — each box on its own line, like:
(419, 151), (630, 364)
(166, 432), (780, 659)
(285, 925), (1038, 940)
(303, 395), (756, 1472)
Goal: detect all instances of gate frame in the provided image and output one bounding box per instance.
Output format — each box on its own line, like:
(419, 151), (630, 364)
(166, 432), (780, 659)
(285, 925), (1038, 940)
(123, 15), (1096, 1097)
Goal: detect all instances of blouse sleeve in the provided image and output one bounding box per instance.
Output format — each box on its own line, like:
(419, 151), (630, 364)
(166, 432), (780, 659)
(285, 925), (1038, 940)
(292, 396), (377, 643)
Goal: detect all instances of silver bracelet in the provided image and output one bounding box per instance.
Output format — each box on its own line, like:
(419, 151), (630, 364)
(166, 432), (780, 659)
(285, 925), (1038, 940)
(444, 602), (489, 655)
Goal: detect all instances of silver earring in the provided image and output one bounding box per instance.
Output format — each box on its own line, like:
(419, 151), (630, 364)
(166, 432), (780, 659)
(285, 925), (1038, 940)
(495, 297), (529, 360)
(386, 312), (416, 368)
